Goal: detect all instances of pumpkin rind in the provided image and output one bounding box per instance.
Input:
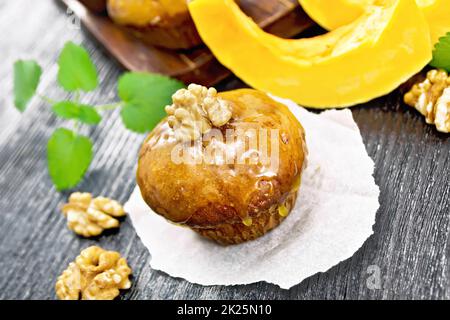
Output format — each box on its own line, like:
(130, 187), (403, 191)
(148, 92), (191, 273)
(189, 0), (431, 108)
(299, 0), (450, 44)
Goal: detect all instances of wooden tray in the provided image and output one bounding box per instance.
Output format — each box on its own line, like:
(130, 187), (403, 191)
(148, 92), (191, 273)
(61, 0), (314, 86)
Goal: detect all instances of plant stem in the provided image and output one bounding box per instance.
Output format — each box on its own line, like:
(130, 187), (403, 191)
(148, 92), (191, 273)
(95, 102), (123, 111)
(37, 93), (56, 105)
(73, 120), (80, 134)
(74, 90), (81, 104)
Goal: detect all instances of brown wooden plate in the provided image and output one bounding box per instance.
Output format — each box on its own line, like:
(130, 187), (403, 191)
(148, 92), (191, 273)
(61, 0), (314, 86)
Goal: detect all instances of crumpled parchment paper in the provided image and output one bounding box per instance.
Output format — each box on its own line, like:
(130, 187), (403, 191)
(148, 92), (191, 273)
(124, 97), (380, 289)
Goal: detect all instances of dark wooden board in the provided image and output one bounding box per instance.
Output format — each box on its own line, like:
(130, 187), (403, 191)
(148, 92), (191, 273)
(61, 0), (314, 86)
(0, 1), (449, 300)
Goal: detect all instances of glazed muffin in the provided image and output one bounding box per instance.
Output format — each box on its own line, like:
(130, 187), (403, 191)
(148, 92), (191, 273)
(107, 0), (202, 49)
(137, 85), (307, 245)
(79, 0), (107, 14)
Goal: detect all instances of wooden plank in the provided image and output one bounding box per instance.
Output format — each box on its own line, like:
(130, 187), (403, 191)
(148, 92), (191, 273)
(61, 0), (314, 86)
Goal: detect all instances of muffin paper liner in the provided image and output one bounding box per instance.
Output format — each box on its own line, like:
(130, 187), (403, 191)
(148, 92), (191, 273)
(124, 97), (380, 289)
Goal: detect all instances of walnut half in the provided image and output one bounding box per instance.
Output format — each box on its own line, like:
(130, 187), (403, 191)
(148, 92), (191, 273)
(165, 84), (232, 142)
(62, 192), (126, 237)
(56, 246), (132, 300)
(404, 69), (450, 133)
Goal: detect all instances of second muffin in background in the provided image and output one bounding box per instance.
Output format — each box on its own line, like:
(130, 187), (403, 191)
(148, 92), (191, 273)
(107, 0), (202, 49)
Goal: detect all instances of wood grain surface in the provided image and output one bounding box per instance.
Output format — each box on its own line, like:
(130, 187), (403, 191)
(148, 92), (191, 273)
(0, 1), (449, 300)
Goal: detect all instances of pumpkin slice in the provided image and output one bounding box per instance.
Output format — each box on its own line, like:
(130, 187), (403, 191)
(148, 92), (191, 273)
(189, 0), (431, 108)
(420, 0), (450, 44)
(299, 0), (450, 44)
(299, 0), (370, 30)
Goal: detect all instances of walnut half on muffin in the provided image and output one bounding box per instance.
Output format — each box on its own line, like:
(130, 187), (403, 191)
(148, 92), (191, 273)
(107, 0), (202, 49)
(137, 85), (308, 245)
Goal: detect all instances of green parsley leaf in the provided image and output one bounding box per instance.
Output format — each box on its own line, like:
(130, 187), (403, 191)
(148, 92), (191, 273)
(52, 101), (101, 125)
(430, 32), (450, 72)
(57, 42), (98, 92)
(13, 60), (42, 112)
(47, 128), (93, 190)
(118, 72), (184, 133)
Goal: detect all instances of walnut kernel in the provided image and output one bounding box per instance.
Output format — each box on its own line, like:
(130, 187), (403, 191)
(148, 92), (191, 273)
(55, 246), (132, 300)
(404, 69), (450, 133)
(62, 192), (126, 237)
(165, 84), (232, 142)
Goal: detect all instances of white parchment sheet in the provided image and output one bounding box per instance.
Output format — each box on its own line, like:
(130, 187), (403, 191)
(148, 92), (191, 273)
(124, 97), (380, 289)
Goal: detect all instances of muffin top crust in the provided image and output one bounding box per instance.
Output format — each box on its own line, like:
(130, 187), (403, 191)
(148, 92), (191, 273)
(137, 89), (307, 228)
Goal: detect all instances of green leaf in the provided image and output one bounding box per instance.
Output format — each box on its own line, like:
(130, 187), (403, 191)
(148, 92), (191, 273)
(121, 103), (156, 133)
(78, 105), (102, 125)
(118, 72), (184, 133)
(13, 60), (42, 112)
(430, 32), (450, 72)
(57, 41), (98, 92)
(52, 101), (101, 125)
(47, 128), (93, 190)
(52, 101), (80, 119)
